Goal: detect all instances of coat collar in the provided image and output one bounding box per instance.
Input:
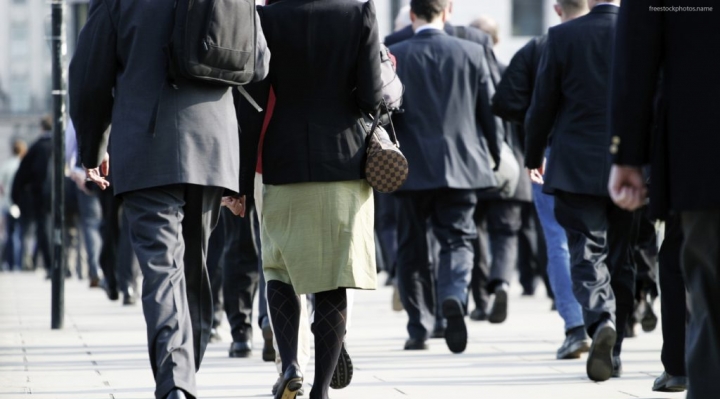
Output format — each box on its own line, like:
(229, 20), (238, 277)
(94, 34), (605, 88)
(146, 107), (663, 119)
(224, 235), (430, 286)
(590, 3), (620, 15)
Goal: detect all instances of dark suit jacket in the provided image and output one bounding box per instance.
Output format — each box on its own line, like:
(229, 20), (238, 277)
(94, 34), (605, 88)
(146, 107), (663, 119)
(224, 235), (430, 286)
(525, 5), (619, 197)
(610, 0), (720, 212)
(385, 23), (499, 84)
(69, 0), (269, 195)
(11, 135), (52, 213)
(492, 35), (547, 125)
(389, 29), (500, 192)
(237, 0), (382, 195)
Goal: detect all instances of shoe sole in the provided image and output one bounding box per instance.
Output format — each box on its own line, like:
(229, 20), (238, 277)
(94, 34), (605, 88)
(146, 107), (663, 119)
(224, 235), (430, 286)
(442, 300), (467, 354)
(276, 377), (303, 399)
(557, 340), (590, 360)
(586, 326), (617, 382)
(488, 289), (508, 324)
(330, 343), (353, 389)
(262, 325), (276, 362)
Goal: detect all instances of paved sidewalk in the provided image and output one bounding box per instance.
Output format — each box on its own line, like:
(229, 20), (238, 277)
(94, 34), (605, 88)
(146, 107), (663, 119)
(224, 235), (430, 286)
(0, 271), (682, 399)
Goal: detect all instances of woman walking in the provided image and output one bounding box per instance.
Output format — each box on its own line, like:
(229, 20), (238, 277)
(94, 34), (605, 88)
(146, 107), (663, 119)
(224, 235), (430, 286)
(232, 1), (383, 398)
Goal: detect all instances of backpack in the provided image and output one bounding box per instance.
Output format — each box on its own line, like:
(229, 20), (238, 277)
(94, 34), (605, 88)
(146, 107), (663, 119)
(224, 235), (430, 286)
(165, 0), (268, 111)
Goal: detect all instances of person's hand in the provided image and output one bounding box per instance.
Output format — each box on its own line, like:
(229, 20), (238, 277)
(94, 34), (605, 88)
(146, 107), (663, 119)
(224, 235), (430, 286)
(528, 157), (546, 184)
(608, 165), (647, 211)
(84, 153), (110, 190)
(222, 195), (247, 217)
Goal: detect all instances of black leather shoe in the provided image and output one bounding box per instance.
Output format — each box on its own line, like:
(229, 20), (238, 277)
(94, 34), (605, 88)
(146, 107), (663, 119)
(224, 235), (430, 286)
(556, 327), (589, 360)
(274, 365), (304, 399)
(272, 373), (305, 397)
(164, 389), (188, 399)
(488, 283), (509, 324)
(652, 371), (687, 392)
(229, 341), (252, 358)
(612, 356), (622, 378)
(442, 298), (467, 354)
(586, 320), (617, 382)
(404, 338), (428, 350)
(469, 307), (488, 321)
(261, 318), (276, 362)
(330, 341), (353, 389)
(640, 300), (658, 332)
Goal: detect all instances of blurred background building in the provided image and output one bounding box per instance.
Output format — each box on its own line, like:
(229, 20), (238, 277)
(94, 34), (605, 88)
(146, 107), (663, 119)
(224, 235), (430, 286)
(0, 0), (560, 156)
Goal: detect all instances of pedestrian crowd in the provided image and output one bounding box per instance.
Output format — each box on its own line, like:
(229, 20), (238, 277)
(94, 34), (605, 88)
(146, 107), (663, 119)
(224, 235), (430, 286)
(1, 0), (718, 399)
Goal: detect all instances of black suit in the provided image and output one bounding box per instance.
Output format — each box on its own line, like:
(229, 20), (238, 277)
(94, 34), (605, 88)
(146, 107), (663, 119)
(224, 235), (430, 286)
(525, 5), (635, 355)
(239, 0), (382, 196)
(11, 135), (52, 272)
(390, 28), (499, 340)
(609, 1), (720, 396)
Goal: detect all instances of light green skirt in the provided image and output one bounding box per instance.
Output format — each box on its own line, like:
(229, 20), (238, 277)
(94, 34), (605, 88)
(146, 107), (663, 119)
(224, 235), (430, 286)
(260, 179), (377, 295)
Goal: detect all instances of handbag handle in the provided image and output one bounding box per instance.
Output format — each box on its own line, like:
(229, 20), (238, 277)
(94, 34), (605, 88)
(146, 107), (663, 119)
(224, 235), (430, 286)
(366, 100), (401, 148)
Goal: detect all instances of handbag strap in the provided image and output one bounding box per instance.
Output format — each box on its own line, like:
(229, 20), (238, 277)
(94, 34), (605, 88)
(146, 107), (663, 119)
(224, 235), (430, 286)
(366, 100), (401, 148)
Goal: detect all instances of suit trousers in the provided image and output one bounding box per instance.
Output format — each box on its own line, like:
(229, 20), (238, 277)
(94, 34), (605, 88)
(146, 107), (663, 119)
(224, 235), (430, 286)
(123, 184), (222, 399)
(681, 210), (720, 399)
(517, 202), (551, 297)
(117, 211), (140, 297)
(395, 188), (477, 340)
(221, 201), (261, 343)
(658, 213), (686, 377)
(554, 192), (635, 356)
(471, 200), (522, 309)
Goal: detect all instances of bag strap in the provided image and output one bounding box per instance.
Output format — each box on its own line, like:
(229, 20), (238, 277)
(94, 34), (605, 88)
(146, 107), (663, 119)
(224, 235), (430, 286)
(366, 99), (401, 147)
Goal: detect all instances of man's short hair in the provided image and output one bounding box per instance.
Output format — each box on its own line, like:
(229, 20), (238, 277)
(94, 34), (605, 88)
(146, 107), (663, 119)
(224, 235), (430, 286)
(411, 0), (449, 22)
(557, 0), (585, 14)
(40, 115), (53, 132)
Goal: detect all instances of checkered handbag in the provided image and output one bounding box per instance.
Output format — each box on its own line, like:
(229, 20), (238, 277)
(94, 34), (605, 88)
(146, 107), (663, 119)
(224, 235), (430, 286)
(360, 110), (408, 193)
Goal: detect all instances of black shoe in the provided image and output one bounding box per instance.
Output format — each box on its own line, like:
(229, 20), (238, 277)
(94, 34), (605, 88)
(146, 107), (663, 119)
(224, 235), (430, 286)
(442, 298), (467, 354)
(556, 327), (590, 360)
(229, 341), (252, 358)
(404, 338), (428, 350)
(261, 318), (276, 362)
(652, 371), (687, 392)
(488, 283), (509, 324)
(122, 294), (137, 306)
(430, 323), (446, 339)
(272, 373), (305, 397)
(469, 307), (488, 321)
(273, 365), (304, 399)
(330, 341), (353, 389)
(612, 356), (622, 378)
(164, 389), (187, 399)
(641, 301), (658, 332)
(101, 279), (119, 301)
(586, 320), (617, 382)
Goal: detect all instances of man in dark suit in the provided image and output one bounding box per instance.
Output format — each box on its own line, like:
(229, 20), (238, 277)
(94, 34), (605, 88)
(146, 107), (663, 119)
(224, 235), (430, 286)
(608, 1), (720, 397)
(69, 1), (269, 398)
(492, 0), (590, 360)
(11, 116), (53, 276)
(390, 0), (500, 354)
(524, 0), (634, 382)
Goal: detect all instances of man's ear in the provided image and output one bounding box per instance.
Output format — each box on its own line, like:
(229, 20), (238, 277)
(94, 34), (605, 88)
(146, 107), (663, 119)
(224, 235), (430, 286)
(553, 4), (562, 18)
(410, 10), (417, 23)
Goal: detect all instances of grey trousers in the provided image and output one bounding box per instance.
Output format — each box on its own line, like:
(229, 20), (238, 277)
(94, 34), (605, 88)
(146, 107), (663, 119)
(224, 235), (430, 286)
(681, 210), (720, 399)
(123, 184), (222, 399)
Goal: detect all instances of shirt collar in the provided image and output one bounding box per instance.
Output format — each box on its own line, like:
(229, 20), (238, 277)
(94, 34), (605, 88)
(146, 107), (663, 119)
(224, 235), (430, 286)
(414, 24), (444, 35)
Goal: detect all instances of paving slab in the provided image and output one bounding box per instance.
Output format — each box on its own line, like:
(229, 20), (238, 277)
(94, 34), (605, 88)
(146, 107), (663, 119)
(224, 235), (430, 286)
(0, 271), (684, 399)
